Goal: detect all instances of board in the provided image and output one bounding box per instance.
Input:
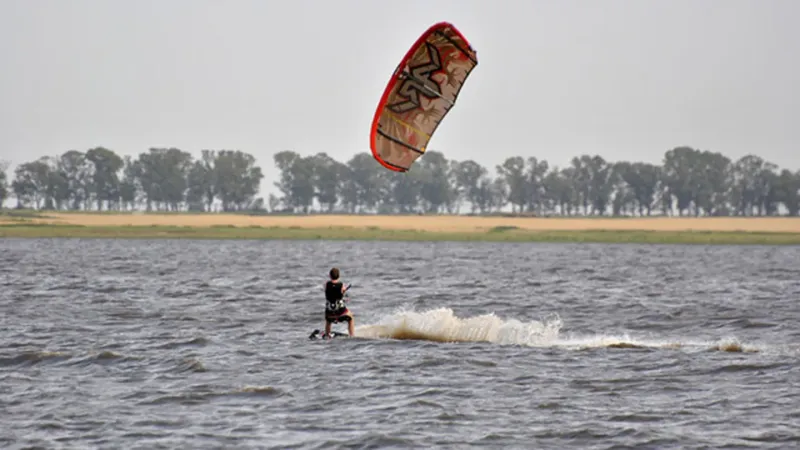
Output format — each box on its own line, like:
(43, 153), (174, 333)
(308, 329), (350, 340)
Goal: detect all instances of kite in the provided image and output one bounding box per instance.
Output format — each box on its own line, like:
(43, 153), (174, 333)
(369, 21), (478, 172)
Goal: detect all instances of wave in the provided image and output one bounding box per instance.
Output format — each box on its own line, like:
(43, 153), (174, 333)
(554, 334), (759, 353)
(355, 307), (562, 346)
(0, 350), (71, 367)
(353, 307), (761, 352)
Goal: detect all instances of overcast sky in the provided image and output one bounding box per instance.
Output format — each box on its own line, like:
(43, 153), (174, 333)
(1, 0), (798, 197)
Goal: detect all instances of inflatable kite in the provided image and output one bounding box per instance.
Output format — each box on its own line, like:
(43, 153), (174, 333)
(369, 22), (478, 172)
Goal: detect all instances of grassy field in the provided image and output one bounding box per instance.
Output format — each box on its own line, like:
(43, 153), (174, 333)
(2, 211), (800, 245)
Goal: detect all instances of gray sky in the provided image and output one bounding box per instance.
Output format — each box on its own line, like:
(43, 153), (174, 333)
(1, 0), (798, 198)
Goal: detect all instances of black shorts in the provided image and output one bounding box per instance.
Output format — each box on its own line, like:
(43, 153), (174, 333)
(325, 307), (352, 323)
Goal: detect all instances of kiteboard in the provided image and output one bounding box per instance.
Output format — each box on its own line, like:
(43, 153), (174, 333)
(369, 21), (478, 173)
(308, 329), (350, 340)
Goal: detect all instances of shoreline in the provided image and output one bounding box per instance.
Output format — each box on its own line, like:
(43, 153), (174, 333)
(2, 224), (800, 245)
(2, 212), (799, 245)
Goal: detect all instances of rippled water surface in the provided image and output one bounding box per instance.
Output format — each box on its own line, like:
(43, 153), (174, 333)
(1, 238), (799, 449)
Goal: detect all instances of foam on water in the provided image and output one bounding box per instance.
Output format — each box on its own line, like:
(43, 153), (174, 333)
(553, 333), (759, 353)
(355, 307), (761, 353)
(356, 307), (562, 346)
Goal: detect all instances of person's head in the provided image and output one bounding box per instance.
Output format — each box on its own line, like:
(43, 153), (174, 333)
(329, 267), (340, 280)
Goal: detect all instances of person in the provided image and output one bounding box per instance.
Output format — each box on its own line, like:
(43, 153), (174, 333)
(323, 267), (354, 337)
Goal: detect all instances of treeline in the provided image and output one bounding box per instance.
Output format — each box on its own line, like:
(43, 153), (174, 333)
(271, 148), (799, 216)
(1, 146), (798, 216)
(0, 148), (264, 212)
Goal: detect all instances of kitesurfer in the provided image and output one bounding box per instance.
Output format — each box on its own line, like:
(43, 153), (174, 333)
(323, 267), (354, 338)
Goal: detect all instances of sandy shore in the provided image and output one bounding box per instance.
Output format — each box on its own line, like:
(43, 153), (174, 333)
(6, 212), (800, 233)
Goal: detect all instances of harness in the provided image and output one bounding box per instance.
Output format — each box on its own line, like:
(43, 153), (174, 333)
(326, 298), (347, 312)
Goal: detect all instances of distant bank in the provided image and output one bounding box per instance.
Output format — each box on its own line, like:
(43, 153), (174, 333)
(2, 212), (799, 245)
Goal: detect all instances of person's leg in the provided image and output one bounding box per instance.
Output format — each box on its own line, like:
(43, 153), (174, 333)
(341, 310), (354, 336)
(325, 317), (331, 337)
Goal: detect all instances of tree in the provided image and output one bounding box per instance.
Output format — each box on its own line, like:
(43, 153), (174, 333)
(386, 168), (423, 214)
(616, 162), (661, 216)
(119, 156), (140, 211)
(310, 153), (346, 212)
(525, 157), (549, 215)
(496, 156), (527, 213)
(186, 160), (209, 211)
(470, 175), (493, 214)
(342, 152), (383, 213)
(451, 159), (488, 214)
(136, 147), (193, 211)
(611, 163), (636, 216)
(416, 150), (454, 213)
(0, 161), (9, 209)
(569, 156), (591, 215)
(273, 150), (315, 213)
(774, 170), (800, 216)
(59, 150), (93, 210)
(214, 150), (264, 211)
(690, 150), (730, 216)
(14, 158), (63, 209)
(584, 155), (616, 216)
(40, 156), (70, 210)
(542, 168), (574, 216)
(662, 146), (699, 216)
(786, 171), (800, 216)
(86, 147), (124, 210)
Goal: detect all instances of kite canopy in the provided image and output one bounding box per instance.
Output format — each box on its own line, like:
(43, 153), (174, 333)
(369, 21), (478, 172)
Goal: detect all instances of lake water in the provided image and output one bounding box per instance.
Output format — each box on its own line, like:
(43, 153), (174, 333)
(1, 238), (799, 449)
